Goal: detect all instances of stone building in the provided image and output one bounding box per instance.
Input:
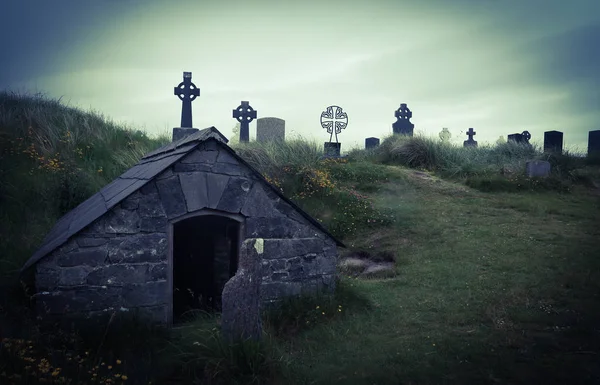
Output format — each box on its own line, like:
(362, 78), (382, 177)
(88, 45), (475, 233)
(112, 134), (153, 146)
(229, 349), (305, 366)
(21, 127), (344, 326)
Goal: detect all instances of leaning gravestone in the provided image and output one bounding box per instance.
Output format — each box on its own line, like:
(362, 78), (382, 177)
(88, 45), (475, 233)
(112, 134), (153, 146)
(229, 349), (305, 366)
(439, 128), (451, 143)
(232, 101), (257, 143)
(172, 71), (200, 141)
(588, 130), (600, 159)
(256, 117), (285, 143)
(392, 103), (414, 136)
(463, 128), (478, 147)
(544, 131), (563, 154)
(321, 105), (348, 157)
(221, 238), (263, 343)
(526, 160), (551, 178)
(365, 137), (380, 149)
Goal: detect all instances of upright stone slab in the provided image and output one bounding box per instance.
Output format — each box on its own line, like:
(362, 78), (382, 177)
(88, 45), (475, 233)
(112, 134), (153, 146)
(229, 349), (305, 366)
(588, 130), (600, 159)
(392, 103), (414, 136)
(365, 137), (380, 149)
(463, 128), (478, 147)
(324, 142), (341, 156)
(256, 117), (285, 143)
(221, 238), (263, 342)
(526, 160), (551, 178)
(233, 101), (257, 143)
(544, 131), (563, 154)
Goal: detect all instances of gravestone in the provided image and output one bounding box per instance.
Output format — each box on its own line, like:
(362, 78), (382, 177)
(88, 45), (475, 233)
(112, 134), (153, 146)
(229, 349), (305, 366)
(588, 130), (600, 158)
(439, 128), (451, 143)
(256, 117), (285, 143)
(321, 105), (348, 157)
(392, 103), (414, 136)
(507, 131), (532, 145)
(544, 131), (563, 154)
(526, 160), (551, 178)
(365, 137), (380, 149)
(221, 238), (262, 342)
(463, 128), (478, 147)
(172, 72), (200, 141)
(233, 101), (257, 143)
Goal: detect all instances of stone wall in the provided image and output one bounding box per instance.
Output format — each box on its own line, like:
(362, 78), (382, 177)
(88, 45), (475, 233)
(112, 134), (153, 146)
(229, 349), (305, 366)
(33, 139), (338, 324)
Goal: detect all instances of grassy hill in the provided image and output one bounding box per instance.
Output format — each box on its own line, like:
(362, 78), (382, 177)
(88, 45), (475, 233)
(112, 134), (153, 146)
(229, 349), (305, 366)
(1, 91), (599, 384)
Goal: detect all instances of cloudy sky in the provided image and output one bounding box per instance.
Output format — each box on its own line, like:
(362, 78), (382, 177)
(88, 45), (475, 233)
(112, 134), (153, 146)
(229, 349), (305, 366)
(1, 0), (599, 153)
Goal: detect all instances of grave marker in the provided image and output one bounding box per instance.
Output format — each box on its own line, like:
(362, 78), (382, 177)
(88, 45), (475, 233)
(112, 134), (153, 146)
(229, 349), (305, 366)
(526, 160), (551, 178)
(392, 103), (414, 136)
(321, 105), (348, 157)
(256, 117), (285, 143)
(439, 128), (451, 143)
(172, 71), (200, 141)
(463, 128), (477, 147)
(233, 101), (257, 143)
(544, 131), (563, 154)
(365, 137), (380, 149)
(507, 131), (532, 145)
(588, 130), (600, 159)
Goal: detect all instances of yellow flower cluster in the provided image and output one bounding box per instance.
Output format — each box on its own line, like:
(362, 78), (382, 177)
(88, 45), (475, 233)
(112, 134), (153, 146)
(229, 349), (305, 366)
(1, 337), (129, 384)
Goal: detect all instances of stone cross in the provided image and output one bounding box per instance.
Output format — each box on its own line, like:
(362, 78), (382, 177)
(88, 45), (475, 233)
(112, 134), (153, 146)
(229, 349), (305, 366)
(463, 128), (478, 147)
(320, 105), (348, 143)
(392, 103), (415, 136)
(233, 101), (257, 143)
(439, 128), (451, 143)
(173, 72), (200, 128)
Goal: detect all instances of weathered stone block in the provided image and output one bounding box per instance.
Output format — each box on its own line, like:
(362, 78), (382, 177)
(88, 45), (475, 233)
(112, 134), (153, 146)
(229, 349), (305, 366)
(156, 176), (187, 219)
(156, 168), (174, 180)
(60, 266), (93, 285)
(172, 163), (213, 173)
(212, 162), (247, 176)
(179, 172), (209, 212)
(138, 190), (166, 218)
(304, 255), (336, 277)
(262, 238), (324, 260)
(216, 150), (239, 165)
(206, 173), (230, 208)
(240, 184), (282, 218)
(216, 177), (253, 213)
(55, 246), (108, 267)
(76, 238), (109, 248)
(87, 264), (152, 285)
(140, 217), (168, 233)
(525, 160), (551, 178)
(221, 238), (263, 342)
(35, 287), (122, 315)
(36, 267), (60, 290)
(181, 149), (218, 164)
(80, 218), (106, 235)
(150, 263), (167, 280)
(121, 196), (140, 210)
(246, 217), (318, 239)
(108, 234), (167, 263)
(122, 281), (168, 307)
(261, 281), (302, 300)
(105, 208), (140, 234)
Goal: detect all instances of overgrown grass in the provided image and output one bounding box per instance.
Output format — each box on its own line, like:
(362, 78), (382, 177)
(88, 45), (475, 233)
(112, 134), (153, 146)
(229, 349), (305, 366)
(1, 91), (599, 384)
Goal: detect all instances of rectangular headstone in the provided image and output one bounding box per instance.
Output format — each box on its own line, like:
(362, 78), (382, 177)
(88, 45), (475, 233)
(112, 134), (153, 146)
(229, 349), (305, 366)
(365, 137), (380, 149)
(256, 117), (285, 143)
(526, 160), (551, 178)
(324, 142), (341, 157)
(588, 130), (600, 158)
(544, 131), (563, 154)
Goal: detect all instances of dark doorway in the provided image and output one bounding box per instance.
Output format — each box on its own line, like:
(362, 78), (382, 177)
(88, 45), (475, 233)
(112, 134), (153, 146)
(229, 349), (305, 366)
(172, 215), (239, 324)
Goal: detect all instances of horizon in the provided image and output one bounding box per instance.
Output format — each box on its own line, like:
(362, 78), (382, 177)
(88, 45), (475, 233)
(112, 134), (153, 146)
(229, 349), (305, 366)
(1, 0), (599, 154)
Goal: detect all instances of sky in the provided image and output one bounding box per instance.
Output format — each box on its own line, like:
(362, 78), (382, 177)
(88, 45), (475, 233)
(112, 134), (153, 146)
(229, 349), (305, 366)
(1, 0), (599, 153)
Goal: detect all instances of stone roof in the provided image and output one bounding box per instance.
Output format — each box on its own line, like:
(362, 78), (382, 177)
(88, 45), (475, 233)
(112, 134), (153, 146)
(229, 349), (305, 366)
(21, 127), (345, 273)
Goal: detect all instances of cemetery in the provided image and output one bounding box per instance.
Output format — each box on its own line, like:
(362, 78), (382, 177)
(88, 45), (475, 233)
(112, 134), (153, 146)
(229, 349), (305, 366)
(0, 73), (599, 384)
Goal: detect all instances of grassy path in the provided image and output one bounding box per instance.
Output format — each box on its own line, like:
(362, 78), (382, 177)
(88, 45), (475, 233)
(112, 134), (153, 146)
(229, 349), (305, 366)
(277, 167), (600, 385)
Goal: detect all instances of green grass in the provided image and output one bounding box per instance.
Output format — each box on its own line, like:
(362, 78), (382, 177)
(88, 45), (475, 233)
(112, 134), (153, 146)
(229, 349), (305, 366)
(1, 91), (599, 384)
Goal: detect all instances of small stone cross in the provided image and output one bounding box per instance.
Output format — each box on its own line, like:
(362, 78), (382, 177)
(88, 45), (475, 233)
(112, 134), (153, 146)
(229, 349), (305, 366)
(466, 128), (476, 141)
(395, 103), (412, 121)
(233, 101), (257, 143)
(173, 72), (200, 128)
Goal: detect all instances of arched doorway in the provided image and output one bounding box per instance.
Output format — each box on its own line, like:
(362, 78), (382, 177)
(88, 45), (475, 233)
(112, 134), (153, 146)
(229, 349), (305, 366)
(171, 212), (242, 324)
